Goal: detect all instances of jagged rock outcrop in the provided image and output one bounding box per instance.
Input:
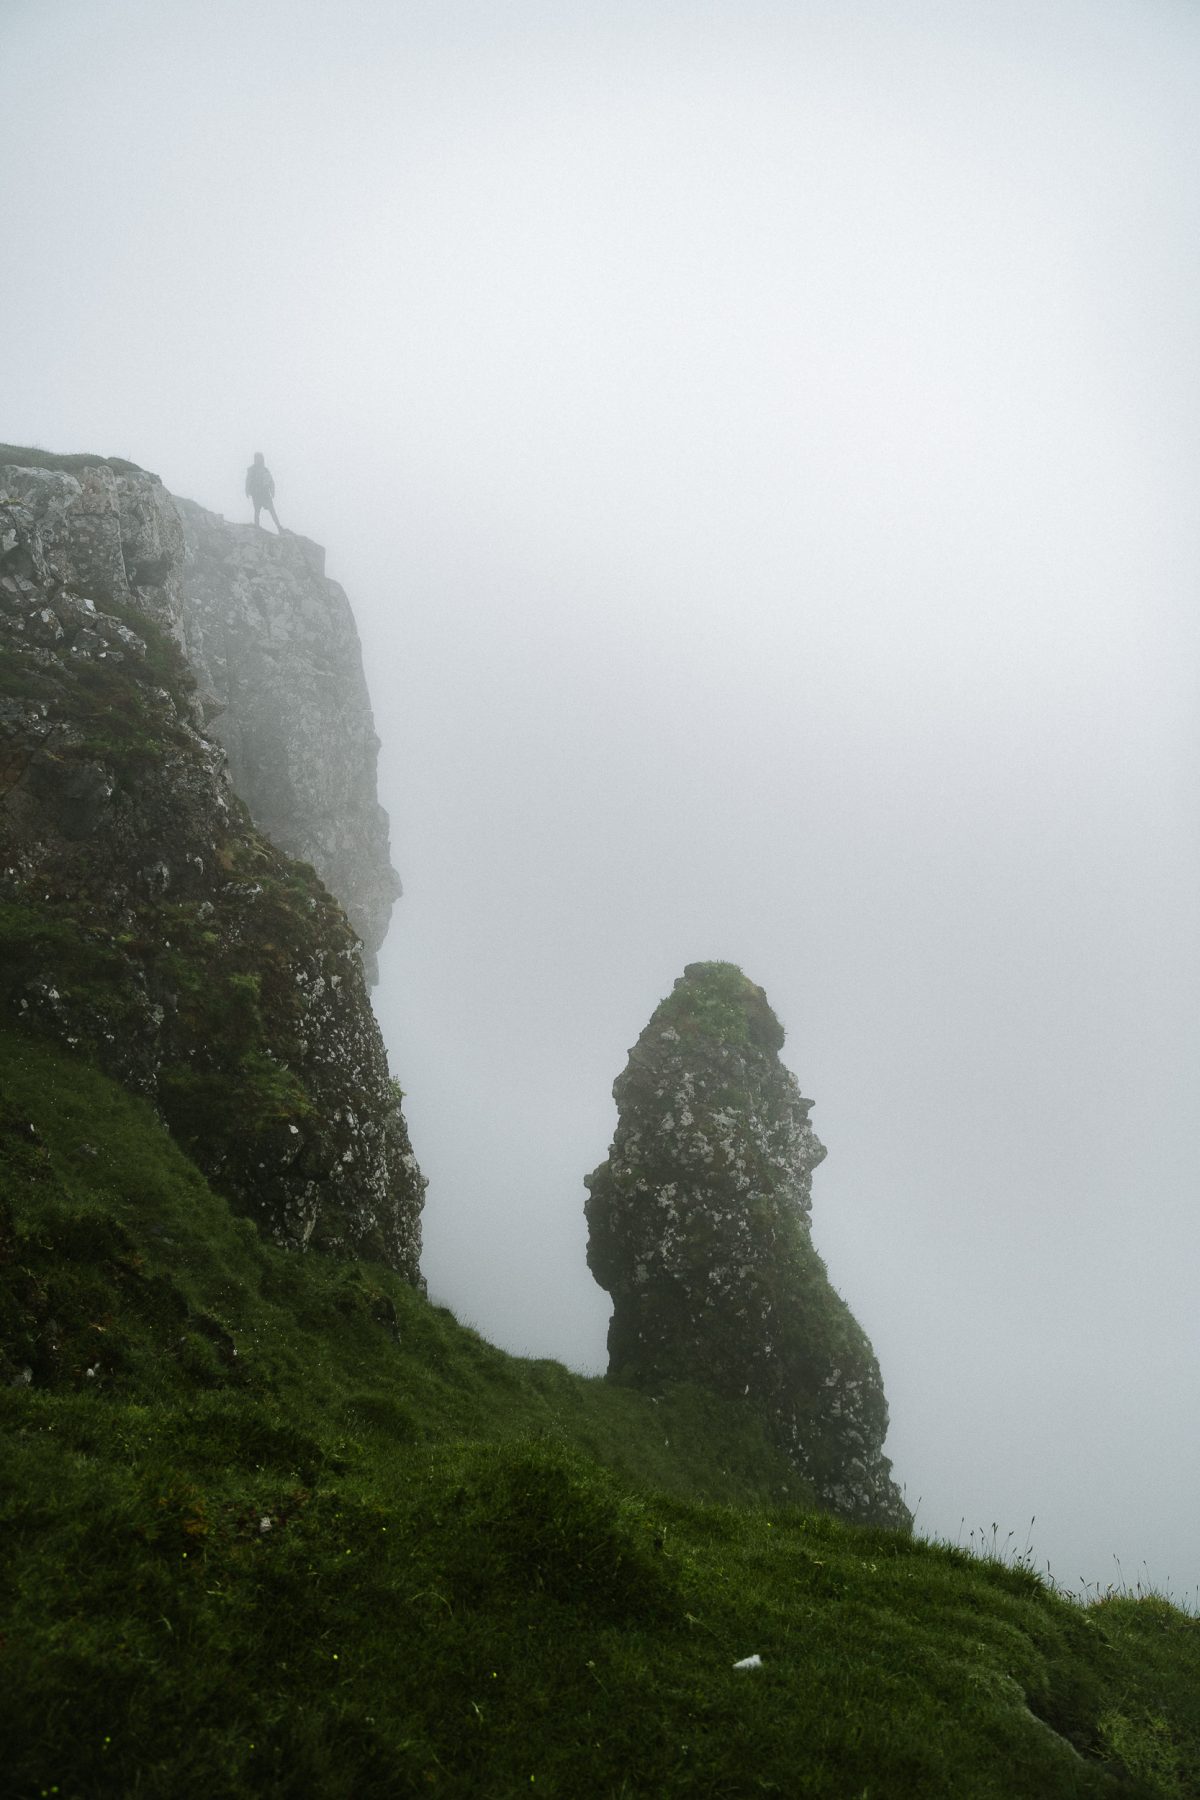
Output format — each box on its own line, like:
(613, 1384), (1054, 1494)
(175, 499), (400, 983)
(585, 961), (908, 1528)
(0, 453), (423, 1280)
(0, 453), (186, 649)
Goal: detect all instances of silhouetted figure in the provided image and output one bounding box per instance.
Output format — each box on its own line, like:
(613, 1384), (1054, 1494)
(245, 452), (281, 531)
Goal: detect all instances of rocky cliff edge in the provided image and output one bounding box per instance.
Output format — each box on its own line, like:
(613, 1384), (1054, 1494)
(0, 452), (423, 1280)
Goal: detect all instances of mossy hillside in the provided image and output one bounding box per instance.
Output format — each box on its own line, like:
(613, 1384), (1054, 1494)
(2, 1033), (1198, 1798)
(0, 1027), (812, 1493)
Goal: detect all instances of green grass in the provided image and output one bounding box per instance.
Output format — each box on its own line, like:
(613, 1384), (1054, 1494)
(2, 1026), (1198, 1798)
(0, 441), (147, 476)
(656, 960), (787, 1053)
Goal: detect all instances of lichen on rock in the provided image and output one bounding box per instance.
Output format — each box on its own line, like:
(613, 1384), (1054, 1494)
(585, 961), (909, 1528)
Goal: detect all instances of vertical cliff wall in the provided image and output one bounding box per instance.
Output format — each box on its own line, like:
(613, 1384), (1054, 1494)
(585, 962), (908, 1528)
(0, 452), (424, 1280)
(175, 499), (401, 983)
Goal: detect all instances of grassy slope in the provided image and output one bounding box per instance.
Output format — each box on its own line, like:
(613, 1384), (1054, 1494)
(2, 1027), (1197, 1800)
(0, 442), (147, 476)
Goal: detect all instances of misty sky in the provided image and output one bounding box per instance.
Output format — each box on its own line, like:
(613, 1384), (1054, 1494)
(4, 0), (1198, 1601)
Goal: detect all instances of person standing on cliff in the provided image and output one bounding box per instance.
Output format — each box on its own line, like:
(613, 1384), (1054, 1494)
(245, 452), (281, 531)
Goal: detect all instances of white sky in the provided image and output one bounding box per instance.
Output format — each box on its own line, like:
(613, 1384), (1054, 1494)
(4, 0), (1199, 1601)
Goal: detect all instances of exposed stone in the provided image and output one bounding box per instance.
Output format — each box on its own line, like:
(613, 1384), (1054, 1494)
(175, 498), (400, 983)
(0, 461), (185, 648)
(0, 460), (424, 1282)
(585, 961), (908, 1529)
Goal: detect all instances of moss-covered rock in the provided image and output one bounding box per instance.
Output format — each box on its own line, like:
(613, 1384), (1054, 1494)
(585, 960), (909, 1528)
(0, 458), (424, 1280)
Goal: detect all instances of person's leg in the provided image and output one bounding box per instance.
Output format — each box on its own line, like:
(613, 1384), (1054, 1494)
(253, 500), (262, 527)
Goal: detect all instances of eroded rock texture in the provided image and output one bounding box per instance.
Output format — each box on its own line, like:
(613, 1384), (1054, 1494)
(0, 455), (424, 1280)
(175, 499), (400, 983)
(0, 458), (186, 648)
(585, 962), (908, 1528)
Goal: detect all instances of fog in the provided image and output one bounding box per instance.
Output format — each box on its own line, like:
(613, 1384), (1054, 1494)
(5, 0), (1198, 1599)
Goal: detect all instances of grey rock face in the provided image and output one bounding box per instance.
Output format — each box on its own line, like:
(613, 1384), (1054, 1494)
(0, 463), (424, 1282)
(0, 462), (186, 647)
(585, 961), (909, 1529)
(175, 498), (400, 983)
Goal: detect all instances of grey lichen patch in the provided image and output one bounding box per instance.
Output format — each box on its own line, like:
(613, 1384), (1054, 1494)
(585, 961), (909, 1530)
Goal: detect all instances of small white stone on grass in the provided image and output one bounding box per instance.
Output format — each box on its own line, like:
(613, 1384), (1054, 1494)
(732, 1654), (762, 1671)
